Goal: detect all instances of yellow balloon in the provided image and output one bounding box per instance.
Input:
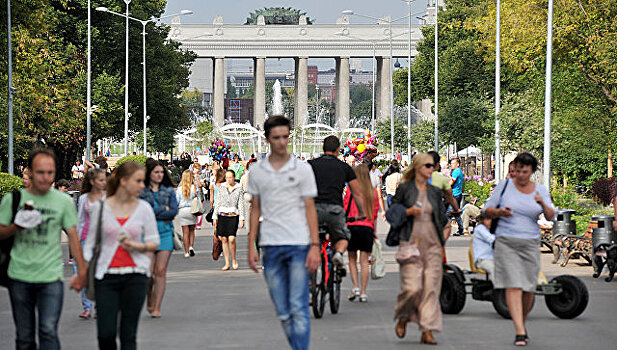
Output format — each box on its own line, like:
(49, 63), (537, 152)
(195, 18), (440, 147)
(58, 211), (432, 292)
(357, 144), (366, 153)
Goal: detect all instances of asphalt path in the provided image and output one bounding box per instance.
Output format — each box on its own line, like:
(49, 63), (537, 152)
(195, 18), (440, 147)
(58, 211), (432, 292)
(1, 219), (616, 349)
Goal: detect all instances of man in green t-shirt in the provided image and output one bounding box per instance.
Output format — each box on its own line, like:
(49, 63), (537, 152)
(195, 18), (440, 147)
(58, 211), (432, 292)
(0, 148), (86, 350)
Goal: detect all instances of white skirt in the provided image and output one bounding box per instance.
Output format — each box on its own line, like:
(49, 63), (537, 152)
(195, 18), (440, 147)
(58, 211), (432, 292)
(177, 207), (197, 226)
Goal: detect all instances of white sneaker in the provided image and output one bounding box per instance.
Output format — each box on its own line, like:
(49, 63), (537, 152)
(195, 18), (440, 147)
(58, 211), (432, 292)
(184, 252), (190, 259)
(189, 247), (195, 257)
(332, 252), (344, 266)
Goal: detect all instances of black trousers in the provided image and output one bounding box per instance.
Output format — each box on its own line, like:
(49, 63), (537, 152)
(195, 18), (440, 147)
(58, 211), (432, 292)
(95, 273), (148, 350)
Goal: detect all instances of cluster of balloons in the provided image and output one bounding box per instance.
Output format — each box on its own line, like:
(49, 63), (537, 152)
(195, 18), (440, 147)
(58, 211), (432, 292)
(208, 139), (231, 161)
(343, 129), (378, 161)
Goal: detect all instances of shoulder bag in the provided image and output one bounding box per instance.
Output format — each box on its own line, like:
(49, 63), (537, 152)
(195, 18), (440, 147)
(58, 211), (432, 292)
(489, 179), (510, 234)
(0, 190), (21, 288)
(190, 186), (205, 215)
(371, 239), (386, 279)
(86, 200), (104, 300)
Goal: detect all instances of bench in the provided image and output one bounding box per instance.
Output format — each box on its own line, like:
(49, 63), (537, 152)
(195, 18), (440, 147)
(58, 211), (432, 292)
(551, 221), (595, 267)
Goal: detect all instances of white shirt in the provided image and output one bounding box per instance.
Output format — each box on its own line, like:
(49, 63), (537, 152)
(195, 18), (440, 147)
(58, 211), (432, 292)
(248, 156), (317, 246)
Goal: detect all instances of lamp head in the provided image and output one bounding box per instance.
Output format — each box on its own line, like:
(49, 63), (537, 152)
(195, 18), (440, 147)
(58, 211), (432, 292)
(180, 10), (193, 15)
(95, 7), (108, 12)
(342, 10), (354, 15)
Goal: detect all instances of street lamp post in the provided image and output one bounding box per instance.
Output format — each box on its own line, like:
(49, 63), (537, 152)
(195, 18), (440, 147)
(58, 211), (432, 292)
(96, 7), (193, 155)
(123, 0), (130, 156)
(543, 0), (554, 187)
(7, 0), (14, 174)
(86, 0), (92, 161)
(495, 0), (501, 181)
(434, 3), (439, 151)
(405, 0), (412, 161)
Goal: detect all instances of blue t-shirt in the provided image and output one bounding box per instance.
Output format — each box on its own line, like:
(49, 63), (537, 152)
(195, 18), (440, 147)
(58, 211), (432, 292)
(451, 168), (464, 196)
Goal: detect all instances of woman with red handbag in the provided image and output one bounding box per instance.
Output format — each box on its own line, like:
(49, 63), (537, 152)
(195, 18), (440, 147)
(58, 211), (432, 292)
(391, 153), (448, 345)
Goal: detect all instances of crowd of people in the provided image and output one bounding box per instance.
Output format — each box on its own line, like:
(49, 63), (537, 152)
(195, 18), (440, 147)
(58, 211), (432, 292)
(0, 116), (556, 349)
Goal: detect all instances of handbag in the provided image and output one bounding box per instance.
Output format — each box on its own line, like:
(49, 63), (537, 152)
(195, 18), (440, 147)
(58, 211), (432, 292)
(190, 197), (205, 215)
(205, 207), (214, 223)
(489, 179), (510, 234)
(370, 239), (386, 279)
(0, 190), (21, 288)
(212, 233), (223, 260)
(85, 200), (104, 300)
(395, 239), (421, 265)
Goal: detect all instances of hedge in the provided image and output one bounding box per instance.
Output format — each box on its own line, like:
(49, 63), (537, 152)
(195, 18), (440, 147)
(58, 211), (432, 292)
(0, 173), (23, 197)
(115, 155), (149, 167)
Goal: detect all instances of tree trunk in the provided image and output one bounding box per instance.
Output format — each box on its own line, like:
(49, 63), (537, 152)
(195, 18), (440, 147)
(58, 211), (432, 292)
(609, 149), (613, 178)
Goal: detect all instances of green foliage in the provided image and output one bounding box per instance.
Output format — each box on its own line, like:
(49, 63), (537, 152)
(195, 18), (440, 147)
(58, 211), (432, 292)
(409, 120), (436, 152)
(376, 119), (408, 152)
(462, 179), (493, 205)
(0, 173), (24, 197)
(196, 121), (216, 145)
(440, 96), (491, 150)
(226, 77), (237, 99)
(115, 155), (149, 167)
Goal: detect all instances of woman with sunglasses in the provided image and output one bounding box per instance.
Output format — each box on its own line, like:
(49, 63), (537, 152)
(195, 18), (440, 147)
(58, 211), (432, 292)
(392, 153), (448, 345)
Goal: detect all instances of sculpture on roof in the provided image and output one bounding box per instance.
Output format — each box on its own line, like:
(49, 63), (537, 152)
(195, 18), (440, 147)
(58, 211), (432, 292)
(245, 7), (313, 25)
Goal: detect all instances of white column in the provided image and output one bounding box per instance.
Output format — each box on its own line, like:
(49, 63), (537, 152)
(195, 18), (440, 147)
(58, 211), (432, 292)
(335, 57), (350, 129)
(253, 57), (266, 128)
(294, 57), (308, 127)
(380, 57), (392, 121)
(213, 57), (225, 126)
(335, 58), (341, 124)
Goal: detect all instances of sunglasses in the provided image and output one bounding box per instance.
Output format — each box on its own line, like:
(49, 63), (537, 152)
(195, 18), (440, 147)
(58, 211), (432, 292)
(423, 163), (435, 168)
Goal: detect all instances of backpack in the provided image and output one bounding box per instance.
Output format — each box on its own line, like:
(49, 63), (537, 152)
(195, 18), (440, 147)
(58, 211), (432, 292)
(0, 190), (21, 288)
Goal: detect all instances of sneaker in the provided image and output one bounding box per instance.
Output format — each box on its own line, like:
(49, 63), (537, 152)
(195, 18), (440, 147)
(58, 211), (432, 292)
(68, 258), (74, 265)
(332, 252), (344, 266)
(189, 247), (195, 257)
(359, 294), (368, 303)
(184, 252), (190, 259)
(79, 309), (91, 319)
(348, 288), (360, 301)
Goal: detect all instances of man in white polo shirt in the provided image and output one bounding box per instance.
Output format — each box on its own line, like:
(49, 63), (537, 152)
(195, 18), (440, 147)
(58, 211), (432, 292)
(247, 115), (320, 350)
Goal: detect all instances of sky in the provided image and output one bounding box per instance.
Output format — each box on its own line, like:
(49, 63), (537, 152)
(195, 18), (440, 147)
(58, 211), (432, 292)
(163, 0), (430, 26)
(163, 1), (430, 72)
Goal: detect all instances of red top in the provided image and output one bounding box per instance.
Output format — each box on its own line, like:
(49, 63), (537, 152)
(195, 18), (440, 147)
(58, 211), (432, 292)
(108, 217), (136, 268)
(343, 188), (380, 229)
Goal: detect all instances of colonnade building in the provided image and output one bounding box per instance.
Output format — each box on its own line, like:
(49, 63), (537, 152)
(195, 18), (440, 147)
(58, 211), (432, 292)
(171, 14), (425, 130)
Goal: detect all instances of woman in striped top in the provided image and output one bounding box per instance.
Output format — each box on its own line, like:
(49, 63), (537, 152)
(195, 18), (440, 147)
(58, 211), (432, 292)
(213, 169), (245, 270)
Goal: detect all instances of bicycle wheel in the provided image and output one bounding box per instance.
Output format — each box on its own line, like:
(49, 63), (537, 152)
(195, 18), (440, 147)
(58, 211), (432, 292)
(312, 258), (326, 318)
(329, 265), (341, 314)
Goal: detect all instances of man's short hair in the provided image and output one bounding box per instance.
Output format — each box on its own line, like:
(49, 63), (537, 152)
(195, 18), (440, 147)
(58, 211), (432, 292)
(28, 147), (57, 169)
(323, 135), (340, 153)
(264, 115), (291, 138)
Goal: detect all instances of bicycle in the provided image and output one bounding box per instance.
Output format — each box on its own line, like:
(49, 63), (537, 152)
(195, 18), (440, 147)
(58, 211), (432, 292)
(310, 225), (345, 319)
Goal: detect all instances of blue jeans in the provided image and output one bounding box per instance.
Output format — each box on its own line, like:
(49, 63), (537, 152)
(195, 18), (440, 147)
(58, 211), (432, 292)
(73, 239), (94, 312)
(262, 245), (311, 350)
(387, 194), (394, 208)
(8, 279), (64, 350)
(447, 194), (464, 234)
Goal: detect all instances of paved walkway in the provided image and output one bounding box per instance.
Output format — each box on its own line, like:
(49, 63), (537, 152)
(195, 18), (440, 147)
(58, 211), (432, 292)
(1, 220), (616, 349)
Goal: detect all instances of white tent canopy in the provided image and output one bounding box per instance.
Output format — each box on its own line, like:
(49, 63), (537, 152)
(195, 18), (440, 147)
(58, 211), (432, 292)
(456, 145), (482, 157)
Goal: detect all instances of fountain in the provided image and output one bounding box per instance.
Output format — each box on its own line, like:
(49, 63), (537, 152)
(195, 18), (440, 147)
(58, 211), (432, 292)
(272, 80), (284, 116)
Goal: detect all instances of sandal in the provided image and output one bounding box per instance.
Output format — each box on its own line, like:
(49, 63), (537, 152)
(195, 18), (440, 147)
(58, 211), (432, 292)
(359, 294), (368, 303)
(348, 288), (360, 301)
(514, 334), (528, 346)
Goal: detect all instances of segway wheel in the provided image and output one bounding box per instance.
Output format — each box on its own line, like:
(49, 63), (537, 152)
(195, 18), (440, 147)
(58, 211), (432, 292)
(440, 272), (466, 314)
(492, 289), (535, 319)
(545, 275), (589, 319)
